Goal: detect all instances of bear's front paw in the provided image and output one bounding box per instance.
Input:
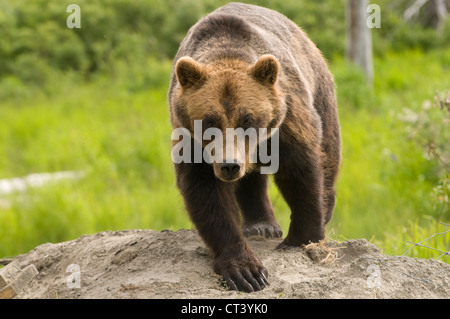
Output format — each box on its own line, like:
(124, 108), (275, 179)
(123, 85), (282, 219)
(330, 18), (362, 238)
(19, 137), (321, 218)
(242, 222), (282, 239)
(214, 254), (269, 292)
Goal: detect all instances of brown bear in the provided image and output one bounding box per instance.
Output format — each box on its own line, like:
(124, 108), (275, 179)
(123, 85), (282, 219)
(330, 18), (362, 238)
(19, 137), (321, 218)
(168, 2), (341, 292)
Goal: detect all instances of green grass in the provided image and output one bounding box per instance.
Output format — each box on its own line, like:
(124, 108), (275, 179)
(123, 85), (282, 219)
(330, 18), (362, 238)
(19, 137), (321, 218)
(0, 50), (449, 262)
(0, 61), (192, 255)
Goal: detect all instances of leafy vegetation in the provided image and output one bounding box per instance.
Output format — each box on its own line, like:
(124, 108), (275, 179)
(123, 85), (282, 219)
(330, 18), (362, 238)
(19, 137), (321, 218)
(0, 0), (449, 260)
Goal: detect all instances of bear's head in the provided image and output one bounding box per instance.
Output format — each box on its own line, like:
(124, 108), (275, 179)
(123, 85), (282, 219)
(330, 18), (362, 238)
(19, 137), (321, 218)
(173, 55), (285, 182)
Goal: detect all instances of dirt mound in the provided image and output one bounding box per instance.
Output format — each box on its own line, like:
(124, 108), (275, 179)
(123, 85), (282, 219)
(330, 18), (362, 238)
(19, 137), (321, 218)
(11, 229), (450, 299)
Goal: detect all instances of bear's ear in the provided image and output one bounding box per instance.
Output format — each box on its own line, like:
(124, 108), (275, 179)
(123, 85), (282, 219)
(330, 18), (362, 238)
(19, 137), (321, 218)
(250, 55), (279, 86)
(176, 57), (205, 88)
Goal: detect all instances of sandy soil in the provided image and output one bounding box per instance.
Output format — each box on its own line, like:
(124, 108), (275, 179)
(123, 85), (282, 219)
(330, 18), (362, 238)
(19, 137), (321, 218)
(12, 229), (450, 299)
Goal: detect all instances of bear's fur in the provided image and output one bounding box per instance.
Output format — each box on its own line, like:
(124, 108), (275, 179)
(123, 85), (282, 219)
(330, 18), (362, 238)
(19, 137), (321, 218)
(168, 3), (341, 292)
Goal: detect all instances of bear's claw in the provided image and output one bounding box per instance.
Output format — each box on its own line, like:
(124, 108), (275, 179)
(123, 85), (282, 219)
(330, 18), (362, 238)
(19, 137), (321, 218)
(215, 254), (269, 293)
(222, 266), (269, 293)
(242, 222), (283, 239)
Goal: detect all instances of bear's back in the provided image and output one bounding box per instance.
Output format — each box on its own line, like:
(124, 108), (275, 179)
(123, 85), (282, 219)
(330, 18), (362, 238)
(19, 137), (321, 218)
(181, 3), (318, 60)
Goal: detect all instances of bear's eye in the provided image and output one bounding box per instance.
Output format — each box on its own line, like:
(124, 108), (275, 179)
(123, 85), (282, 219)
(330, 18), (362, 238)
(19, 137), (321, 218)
(203, 117), (215, 129)
(242, 115), (253, 128)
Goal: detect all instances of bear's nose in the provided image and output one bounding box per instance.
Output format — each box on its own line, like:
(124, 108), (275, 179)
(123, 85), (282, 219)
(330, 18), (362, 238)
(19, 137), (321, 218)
(220, 162), (241, 177)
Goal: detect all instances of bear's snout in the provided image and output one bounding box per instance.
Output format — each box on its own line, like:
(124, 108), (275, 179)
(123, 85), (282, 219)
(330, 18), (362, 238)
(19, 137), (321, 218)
(213, 160), (245, 182)
(220, 161), (241, 177)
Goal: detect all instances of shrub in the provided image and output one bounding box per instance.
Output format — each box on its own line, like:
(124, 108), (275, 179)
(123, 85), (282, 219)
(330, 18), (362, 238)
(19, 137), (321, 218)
(398, 91), (450, 218)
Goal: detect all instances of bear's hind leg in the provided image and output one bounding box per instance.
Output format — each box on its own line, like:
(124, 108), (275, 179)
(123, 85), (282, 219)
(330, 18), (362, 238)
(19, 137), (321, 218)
(235, 172), (282, 239)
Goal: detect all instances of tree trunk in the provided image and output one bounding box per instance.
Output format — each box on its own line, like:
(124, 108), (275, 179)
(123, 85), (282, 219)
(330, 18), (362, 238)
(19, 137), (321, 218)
(403, 0), (449, 34)
(346, 0), (373, 86)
